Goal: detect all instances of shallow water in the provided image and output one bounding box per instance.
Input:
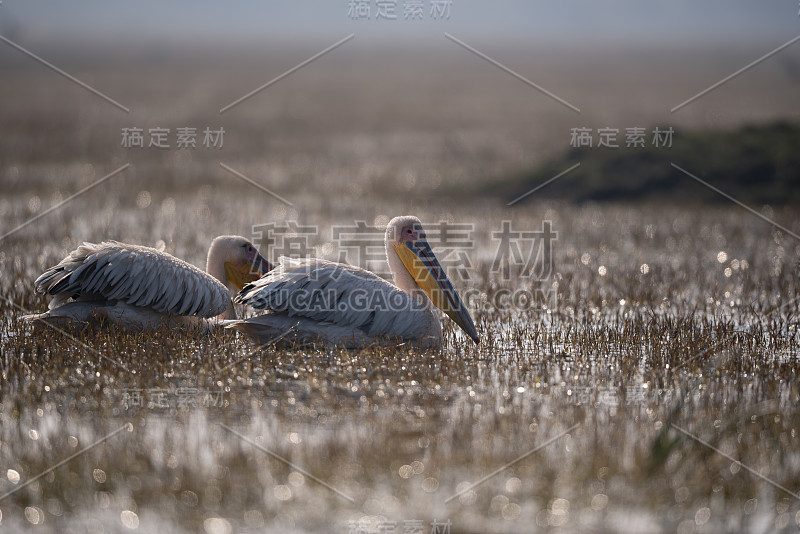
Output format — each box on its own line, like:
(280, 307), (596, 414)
(1, 52), (799, 533)
(1, 194), (799, 533)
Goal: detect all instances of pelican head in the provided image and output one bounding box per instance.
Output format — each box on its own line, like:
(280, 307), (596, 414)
(386, 216), (480, 344)
(208, 235), (273, 291)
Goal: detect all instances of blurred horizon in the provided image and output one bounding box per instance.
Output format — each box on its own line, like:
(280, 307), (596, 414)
(1, 0), (799, 213)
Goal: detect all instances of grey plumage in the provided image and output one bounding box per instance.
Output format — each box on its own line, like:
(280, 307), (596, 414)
(234, 257), (440, 345)
(34, 241), (230, 318)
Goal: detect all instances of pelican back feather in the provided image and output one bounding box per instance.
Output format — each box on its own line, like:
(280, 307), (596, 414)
(236, 257), (440, 342)
(35, 241), (230, 318)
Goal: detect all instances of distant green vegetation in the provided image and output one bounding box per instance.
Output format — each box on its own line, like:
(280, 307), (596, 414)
(491, 121), (800, 204)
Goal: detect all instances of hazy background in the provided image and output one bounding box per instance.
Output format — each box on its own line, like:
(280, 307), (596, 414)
(2, 1), (799, 218)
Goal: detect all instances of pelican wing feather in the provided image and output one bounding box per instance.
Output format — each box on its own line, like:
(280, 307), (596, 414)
(35, 241), (230, 318)
(236, 257), (436, 341)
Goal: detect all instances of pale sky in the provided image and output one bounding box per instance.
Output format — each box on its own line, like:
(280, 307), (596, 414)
(0, 0), (796, 50)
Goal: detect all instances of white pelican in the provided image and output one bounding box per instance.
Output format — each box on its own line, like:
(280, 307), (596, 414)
(23, 236), (272, 331)
(229, 216), (480, 348)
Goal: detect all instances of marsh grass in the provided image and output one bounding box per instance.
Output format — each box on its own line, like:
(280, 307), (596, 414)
(1, 194), (799, 533)
(1, 58), (799, 533)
